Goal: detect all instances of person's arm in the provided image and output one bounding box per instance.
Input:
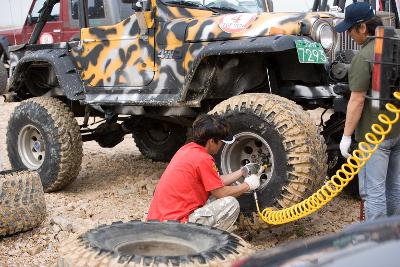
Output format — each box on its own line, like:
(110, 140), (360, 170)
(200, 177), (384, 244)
(220, 169), (243, 185)
(340, 91), (366, 157)
(210, 183), (250, 198)
(343, 91), (367, 136)
(340, 51), (370, 158)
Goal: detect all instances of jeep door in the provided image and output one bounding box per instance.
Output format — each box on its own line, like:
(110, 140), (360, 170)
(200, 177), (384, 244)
(73, 5), (155, 88)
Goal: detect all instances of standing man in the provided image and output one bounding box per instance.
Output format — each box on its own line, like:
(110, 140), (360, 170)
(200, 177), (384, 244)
(336, 2), (400, 220)
(147, 114), (263, 231)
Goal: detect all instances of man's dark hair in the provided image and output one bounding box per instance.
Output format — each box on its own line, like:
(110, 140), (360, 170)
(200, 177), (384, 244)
(354, 16), (383, 35)
(191, 114), (230, 146)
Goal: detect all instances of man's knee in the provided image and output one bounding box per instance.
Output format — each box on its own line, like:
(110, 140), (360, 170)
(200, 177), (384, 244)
(222, 196), (240, 213)
(219, 197), (240, 223)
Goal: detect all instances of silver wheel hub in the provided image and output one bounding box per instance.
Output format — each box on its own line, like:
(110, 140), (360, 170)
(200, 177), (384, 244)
(18, 125), (45, 169)
(220, 132), (274, 190)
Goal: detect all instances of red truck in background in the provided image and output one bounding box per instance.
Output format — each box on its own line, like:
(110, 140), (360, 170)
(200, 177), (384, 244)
(0, 0), (134, 94)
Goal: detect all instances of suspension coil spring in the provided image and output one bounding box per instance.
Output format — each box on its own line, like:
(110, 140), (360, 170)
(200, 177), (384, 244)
(256, 92), (400, 225)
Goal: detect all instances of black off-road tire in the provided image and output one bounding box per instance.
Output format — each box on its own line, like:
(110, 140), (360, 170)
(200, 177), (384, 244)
(133, 119), (187, 162)
(6, 97), (83, 192)
(0, 63), (7, 95)
(210, 94), (327, 226)
(58, 221), (253, 267)
(0, 170), (46, 237)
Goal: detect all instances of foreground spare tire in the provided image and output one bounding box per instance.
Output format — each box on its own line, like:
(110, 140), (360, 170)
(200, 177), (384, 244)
(58, 221), (253, 267)
(0, 170), (46, 237)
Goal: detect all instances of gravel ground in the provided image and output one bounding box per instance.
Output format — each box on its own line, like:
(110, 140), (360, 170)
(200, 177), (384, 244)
(0, 101), (361, 266)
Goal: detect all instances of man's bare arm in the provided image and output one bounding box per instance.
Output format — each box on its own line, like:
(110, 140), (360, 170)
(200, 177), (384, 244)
(210, 183), (249, 198)
(344, 91), (366, 136)
(220, 169), (243, 185)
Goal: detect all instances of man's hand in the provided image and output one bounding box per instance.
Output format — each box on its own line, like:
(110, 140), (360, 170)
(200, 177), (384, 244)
(244, 174), (260, 191)
(340, 135), (352, 158)
(241, 163), (264, 177)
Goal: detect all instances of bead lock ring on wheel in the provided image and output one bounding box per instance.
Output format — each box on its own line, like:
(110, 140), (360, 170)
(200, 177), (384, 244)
(220, 131), (273, 191)
(18, 124), (45, 169)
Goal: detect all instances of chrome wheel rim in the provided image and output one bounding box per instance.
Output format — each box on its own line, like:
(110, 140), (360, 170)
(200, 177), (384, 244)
(220, 132), (274, 190)
(18, 125), (45, 169)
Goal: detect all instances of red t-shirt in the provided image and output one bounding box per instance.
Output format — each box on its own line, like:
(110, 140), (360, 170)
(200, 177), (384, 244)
(147, 142), (224, 222)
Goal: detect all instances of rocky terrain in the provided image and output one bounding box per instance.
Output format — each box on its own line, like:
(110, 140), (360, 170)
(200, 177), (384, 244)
(0, 101), (360, 266)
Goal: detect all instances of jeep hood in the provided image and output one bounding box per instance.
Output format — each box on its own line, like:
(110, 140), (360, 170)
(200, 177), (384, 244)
(185, 12), (333, 42)
(0, 27), (23, 45)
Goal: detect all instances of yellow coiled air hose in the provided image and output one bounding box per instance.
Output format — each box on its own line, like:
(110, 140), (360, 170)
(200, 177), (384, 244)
(255, 91), (400, 225)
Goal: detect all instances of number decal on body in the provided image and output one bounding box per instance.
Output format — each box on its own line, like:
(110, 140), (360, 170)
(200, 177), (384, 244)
(295, 40), (328, 64)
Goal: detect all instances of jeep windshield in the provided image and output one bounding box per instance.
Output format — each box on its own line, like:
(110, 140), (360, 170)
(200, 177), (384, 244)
(162, 0), (266, 13)
(270, 0), (353, 12)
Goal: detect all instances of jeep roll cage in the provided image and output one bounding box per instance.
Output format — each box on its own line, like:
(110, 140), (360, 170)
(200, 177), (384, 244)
(29, 0), (60, 44)
(29, 0), (91, 44)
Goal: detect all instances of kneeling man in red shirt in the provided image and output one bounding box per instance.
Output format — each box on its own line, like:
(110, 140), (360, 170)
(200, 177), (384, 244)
(147, 114), (262, 231)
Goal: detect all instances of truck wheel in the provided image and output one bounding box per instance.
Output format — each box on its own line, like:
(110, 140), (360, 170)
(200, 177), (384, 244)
(58, 221), (253, 267)
(210, 93), (327, 214)
(0, 170), (46, 237)
(0, 63), (7, 95)
(133, 119), (187, 162)
(6, 97), (83, 192)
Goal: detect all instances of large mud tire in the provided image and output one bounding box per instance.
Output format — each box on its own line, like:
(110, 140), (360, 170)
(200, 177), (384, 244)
(133, 119), (187, 162)
(210, 94), (327, 223)
(58, 221), (253, 267)
(0, 170), (46, 237)
(0, 63), (7, 95)
(6, 97), (83, 192)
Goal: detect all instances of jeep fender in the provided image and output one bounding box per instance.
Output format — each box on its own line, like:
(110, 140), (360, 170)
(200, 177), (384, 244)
(10, 49), (84, 100)
(183, 35), (314, 98)
(0, 35), (9, 60)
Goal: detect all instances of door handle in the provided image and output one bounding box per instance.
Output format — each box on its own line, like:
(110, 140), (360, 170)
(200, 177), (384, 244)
(53, 29), (61, 33)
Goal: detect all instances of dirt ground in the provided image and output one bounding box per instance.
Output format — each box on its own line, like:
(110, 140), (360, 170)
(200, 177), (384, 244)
(0, 100), (361, 267)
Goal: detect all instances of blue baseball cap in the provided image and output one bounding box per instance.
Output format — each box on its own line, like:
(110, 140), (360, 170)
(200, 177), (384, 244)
(335, 2), (375, 33)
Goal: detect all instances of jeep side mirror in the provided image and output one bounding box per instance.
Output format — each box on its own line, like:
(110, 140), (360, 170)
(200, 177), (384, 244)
(27, 14), (33, 25)
(132, 0), (143, 12)
(121, 0), (141, 10)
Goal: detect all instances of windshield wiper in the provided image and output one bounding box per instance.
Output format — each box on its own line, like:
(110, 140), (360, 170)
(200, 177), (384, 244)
(207, 6), (240, 12)
(164, 0), (220, 14)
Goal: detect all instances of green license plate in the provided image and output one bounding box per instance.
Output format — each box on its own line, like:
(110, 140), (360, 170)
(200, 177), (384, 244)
(295, 40), (328, 64)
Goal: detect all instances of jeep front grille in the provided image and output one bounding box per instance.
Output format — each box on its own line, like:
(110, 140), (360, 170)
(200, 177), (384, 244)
(338, 31), (360, 51)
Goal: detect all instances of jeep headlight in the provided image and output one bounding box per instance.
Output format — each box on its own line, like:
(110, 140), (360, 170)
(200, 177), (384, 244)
(313, 22), (335, 50)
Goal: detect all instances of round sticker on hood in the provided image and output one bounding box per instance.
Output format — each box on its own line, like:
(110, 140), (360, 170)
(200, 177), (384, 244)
(219, 13), (257, 34)
(39, 33), (54, 44)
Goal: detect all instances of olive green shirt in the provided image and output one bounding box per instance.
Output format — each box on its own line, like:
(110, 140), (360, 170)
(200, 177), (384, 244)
(349, 38), (400, 141)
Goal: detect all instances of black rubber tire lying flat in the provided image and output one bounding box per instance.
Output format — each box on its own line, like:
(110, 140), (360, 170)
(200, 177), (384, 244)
(58, 221), (253, 267)
(0, 63), (7, 95)
(210, 93), (327, 219)
(0, 170), (46, 237)
(133, 119), (187, 162)
(6, 97), (83, 192)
